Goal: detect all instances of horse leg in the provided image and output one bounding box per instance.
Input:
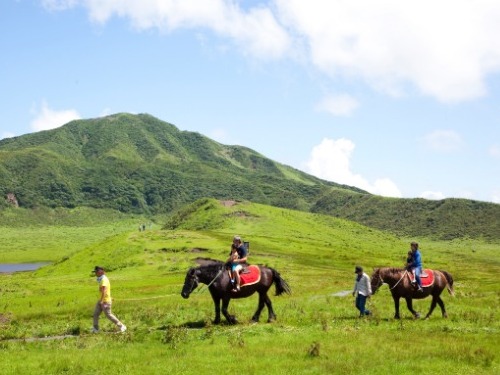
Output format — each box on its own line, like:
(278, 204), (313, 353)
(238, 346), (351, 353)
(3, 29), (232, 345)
(221, 298), (237, 324)
(213, 296), (221, 324)
(405, 297), (420, 319)
(251, 293), (266, 323)
(264, 293), (277, 323)
(393, 296), (401, 319)
(425, 295), (438, 319)
(435, 295), (447, 318)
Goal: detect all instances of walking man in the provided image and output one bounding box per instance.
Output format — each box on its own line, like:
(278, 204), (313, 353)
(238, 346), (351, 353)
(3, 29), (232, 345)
(352, 265), (372, 317)
(92, 266), (127, 333)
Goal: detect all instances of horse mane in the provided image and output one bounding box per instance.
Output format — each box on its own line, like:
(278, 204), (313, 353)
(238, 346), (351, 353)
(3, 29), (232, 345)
(194, 257), (224, 267)
(380, 267), (406, 277)
(194, 257), (225, 276)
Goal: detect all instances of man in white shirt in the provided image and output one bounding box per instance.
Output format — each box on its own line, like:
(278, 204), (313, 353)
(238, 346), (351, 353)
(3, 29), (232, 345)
(352, 265), (372, 317)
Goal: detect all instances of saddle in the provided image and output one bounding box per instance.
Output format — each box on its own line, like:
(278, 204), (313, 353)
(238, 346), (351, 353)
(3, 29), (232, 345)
(239, 265), (261, 287)
(408, 269), (434, 287)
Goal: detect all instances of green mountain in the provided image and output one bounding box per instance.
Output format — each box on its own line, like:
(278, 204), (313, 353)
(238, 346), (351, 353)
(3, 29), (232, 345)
(0, 112), (498, 241)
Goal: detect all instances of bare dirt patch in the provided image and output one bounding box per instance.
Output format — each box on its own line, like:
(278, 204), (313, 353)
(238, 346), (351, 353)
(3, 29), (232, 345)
(0, 313), (12, 325)
(220, 200), (237, 207)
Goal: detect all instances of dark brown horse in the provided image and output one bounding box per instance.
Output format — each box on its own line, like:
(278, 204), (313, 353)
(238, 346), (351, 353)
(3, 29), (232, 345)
(370, 267), (454, 319)
(181, 259), (291, 324)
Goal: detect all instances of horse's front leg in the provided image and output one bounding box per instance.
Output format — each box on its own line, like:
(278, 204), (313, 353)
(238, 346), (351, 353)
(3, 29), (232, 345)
(221, 297), (237, 324)
(405, 297), (420, 318)
(212, 296), (221, 324)
(392, 296), (401, 319)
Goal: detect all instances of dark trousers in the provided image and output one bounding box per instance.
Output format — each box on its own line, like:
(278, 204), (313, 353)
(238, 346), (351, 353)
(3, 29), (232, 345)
(355, 294), (370, 316)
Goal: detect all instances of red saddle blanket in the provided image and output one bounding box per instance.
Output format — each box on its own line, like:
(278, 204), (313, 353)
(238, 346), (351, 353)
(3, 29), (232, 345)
(240, 265), (261, 287)
(408, 269), (435, 287)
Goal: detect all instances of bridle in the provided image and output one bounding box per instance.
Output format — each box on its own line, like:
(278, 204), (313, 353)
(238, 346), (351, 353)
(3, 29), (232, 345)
(374, 269), (407, 291)
(188, 267), (224, 294)
(185, 270), (199, 294)
(384, 270), (408, 290)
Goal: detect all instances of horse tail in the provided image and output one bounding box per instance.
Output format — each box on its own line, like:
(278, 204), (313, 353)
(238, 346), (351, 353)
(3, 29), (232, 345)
(271, 268), (291, 296)
(439, 270), (455, 296)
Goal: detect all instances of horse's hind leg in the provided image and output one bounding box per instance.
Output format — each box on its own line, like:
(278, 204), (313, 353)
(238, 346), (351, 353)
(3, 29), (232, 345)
(425, 296), (438, 319)
(436, 295), (447, 318)
(264, 294), (277, 322)
(251, 293), (266, 323)
(405, 297), (420, 319)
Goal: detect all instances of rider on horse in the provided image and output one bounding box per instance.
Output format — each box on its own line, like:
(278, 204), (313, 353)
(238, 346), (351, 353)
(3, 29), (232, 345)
(408, 242), (423, 292)
(226, 235), (248, 292)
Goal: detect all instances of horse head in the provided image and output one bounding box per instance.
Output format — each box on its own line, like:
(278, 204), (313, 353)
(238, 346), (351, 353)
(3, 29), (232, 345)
(370, 268), (384, 294)
(181, 267), (199, 299)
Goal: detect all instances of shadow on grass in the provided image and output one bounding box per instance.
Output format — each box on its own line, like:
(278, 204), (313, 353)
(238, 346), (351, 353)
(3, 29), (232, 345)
(156, 320), (239, 330)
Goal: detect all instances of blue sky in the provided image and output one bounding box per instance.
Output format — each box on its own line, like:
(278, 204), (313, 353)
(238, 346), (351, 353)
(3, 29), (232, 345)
(1, 0), (499, 203)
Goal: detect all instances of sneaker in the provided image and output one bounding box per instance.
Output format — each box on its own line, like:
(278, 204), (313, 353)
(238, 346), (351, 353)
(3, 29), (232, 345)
(119, 324), (127, 333)
(417, 287), (423, 292)
(91, 328), (99, 333)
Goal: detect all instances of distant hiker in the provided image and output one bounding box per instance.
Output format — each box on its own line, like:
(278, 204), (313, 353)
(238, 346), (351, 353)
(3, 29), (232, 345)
(352, 265), (372, 317)
(92, 266), (127, 333)
(407, 242), (423, 292)
(228, 235), (248, 292)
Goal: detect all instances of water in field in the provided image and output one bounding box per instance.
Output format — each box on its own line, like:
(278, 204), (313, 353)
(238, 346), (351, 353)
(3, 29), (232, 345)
(331, 290), (351, 297)
(0, 262), (49, 273)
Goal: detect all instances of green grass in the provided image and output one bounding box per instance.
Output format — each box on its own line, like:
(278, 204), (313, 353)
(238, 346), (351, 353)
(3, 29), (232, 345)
(0, 201), (498, 374)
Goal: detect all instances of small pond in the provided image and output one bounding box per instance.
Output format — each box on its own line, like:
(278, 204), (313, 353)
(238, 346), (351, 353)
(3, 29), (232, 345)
(0, 262), (50, 273)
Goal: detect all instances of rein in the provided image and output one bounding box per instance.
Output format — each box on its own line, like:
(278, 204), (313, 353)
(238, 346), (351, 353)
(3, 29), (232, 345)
(194, 268), (223, 294)
(388, 270), (408, 290)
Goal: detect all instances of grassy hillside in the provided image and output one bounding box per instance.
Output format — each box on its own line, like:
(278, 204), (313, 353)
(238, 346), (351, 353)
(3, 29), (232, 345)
(0, 113), (353, 214)
(0, 200), (498, 374)
(1, 112), (499, 242)
(0, 206), (151, 263)
(312, 190), (500, 241)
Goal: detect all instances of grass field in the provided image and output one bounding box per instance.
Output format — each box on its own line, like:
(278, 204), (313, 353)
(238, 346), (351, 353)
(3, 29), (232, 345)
(0, 201), (498, 374)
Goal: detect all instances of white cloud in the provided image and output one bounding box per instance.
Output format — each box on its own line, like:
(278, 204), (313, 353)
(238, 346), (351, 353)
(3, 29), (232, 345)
(276, 0), (500, 102)
(304, 137), (402, 197)
(492, 190), (500, 204)
(209, 128), (233, 144)
(43, 1), (500, 102)
(422, 130), (463, 152)
(30, 101), (81, 132)
(315, 94), (359, 116)
(419, 191), (446, 200)
(489, 144), (500, 158)
(57, 0), (291, 60)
